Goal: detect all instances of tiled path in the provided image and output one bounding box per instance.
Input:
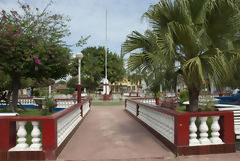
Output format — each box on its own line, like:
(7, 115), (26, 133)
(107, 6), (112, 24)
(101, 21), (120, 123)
(58, 105), (240, 161)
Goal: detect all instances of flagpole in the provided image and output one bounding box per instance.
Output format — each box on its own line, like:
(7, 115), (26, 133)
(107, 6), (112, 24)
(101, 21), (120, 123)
(105, 9), (108, 79)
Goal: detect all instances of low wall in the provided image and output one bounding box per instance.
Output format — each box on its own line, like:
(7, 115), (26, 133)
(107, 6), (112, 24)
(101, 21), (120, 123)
(0, 99), (91, 161)
(125, 98), (236, 156)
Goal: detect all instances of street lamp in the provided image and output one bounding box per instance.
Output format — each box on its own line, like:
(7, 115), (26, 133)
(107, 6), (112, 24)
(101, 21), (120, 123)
(76, 52), (83, 103)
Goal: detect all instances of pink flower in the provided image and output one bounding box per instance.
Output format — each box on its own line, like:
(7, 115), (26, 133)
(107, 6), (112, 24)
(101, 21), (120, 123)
(13, 65), (16, 69)
(34, 56), (42, 65)
(22, 37), (26, 41)
(27, 43), (30, 45)
(11, 11), (17, 14)
(55, 51), (59, 55)
(51, 55), (55, 58)
(21, 57), (25, 60)
(6, 50), (11, 54)
(16, 18), (19, 21)
(2, 15), (7, 19)
(5, 41), (10, 45)
(5, 32), (9, 35)
(48, 50), (51, 54)
(11, 46), (16, 51)
(34, 66), (38, 71)
(16, 30), (22, 33)
(11, 34), (19, 39)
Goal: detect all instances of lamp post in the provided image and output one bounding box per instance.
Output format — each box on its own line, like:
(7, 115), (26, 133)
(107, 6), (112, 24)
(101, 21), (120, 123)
(76, 52), (83, 103)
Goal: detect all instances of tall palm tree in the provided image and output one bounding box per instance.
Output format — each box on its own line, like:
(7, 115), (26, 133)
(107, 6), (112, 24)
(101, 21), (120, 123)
(122, 30), (176, 96)
(124, 0), (240, 112)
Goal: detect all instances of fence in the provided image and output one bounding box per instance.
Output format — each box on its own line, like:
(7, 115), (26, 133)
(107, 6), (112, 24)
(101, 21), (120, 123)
(125, 98), (236, 156)
(0, 99), (90, 161)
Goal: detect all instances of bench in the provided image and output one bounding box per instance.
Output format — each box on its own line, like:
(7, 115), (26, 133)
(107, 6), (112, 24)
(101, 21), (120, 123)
(0, 113), (19, 116)
(215, 104), (240, 139)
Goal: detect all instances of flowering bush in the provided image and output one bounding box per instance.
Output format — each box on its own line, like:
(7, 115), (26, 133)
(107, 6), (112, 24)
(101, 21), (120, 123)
(0, 4), (71, 111)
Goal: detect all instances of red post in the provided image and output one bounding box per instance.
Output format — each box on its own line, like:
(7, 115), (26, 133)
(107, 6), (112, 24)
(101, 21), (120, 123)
(0, 119), (16, 151)
(219, 111), (235, 143)
(174, 114), (189, 146)
(156, 98), (160, 105)
(81, 105), (83, 117)
(77, 84), (81, 103)
(42, 119), (57, 160)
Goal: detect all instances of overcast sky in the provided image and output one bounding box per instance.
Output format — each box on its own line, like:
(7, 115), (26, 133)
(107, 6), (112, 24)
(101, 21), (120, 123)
(0, 0), (159, 55)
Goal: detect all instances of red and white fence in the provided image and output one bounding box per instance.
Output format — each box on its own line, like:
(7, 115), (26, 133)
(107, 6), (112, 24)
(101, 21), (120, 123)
(0, 99), (90, 161)
(125, 98), (236, 156)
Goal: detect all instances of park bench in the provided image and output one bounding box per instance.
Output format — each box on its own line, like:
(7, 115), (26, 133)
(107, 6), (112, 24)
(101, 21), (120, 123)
(0, 113), (19, 116)
(215, 104), (240, 139)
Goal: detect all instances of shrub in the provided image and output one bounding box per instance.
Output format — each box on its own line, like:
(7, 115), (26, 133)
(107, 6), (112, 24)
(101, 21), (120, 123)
(44, 97), (56, 112)
(33, 90), (40, 96)
(179, 90), (189, 104)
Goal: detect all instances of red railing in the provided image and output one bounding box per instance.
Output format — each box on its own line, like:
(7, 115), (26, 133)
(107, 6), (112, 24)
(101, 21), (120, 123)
(0, 99), (90, 161)
(125, 98), (236, 156)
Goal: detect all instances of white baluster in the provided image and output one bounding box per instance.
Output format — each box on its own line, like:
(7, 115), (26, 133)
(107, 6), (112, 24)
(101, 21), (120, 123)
(14, 121), (29, 150)
(189, 117), (200, 146)
(199, 117), (211, 145)
(210, 116), (223, 144)
(29, 121), (42, 150)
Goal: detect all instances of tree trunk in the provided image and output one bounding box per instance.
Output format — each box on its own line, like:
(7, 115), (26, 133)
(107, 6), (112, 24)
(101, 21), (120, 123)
(10, 74), (20, 112)
(31, 87), (34, 96)
(6, 90), (12, 109)
(188, 87), (200, 112)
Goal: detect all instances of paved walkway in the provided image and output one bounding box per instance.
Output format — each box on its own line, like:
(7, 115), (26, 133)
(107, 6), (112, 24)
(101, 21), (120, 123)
(58, 105), (240, 161)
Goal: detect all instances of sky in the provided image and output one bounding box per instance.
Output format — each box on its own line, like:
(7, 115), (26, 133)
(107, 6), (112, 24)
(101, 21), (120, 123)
(0, 0), (159, 55)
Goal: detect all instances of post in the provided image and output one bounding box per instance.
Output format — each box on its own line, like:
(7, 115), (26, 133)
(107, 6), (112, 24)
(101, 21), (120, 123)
(49, 85), (51, 97)
(76, 52), (83, 103)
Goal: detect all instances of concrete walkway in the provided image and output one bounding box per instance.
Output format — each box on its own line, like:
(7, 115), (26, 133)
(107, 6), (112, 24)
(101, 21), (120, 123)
(58, 105), (174, 161)
(58, 105), (240, 161)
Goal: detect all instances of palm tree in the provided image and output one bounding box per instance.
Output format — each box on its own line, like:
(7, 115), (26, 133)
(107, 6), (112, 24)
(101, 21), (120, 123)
(124, 0), (240, 112)
(122, 30), (176, 96)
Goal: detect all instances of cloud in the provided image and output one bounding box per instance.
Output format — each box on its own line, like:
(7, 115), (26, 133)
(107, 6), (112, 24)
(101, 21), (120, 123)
(0, 0), (159, 54)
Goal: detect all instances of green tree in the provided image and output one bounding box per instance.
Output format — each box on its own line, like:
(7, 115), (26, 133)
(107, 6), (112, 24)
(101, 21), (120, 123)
(122, 30), (176, 96)
(70, 46), (125, 92)
(124, 0), (240, 112)
(0, 4), (71, 111)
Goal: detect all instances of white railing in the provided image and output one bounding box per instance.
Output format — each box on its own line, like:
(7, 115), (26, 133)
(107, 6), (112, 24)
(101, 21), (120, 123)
(125, 99), (236, 156)
(215, 104), (240, 139)
(82, 101), (90, 117)
(189, 116), (223, 146)
(56, 99), (77, 108)
(57, 106), (82, 146)
(19, 98), (37, 106)
(135, 98), (156, 105)
(126, 101), (137, 115)
(8, 99), (90, 152)
(137, 104), (175, 143)
(9, 121), (42, 151)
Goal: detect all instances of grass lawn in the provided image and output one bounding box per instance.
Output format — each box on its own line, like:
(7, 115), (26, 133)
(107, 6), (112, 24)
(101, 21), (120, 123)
(91, 101), (124, 106)
(0, 108), (54, 116)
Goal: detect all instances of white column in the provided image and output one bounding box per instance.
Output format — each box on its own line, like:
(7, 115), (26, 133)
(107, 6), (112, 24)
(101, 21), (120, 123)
(49, 85), (51, 97)
(189, 117), (200, 146)
(78, 59), (81, 85)
(14, 121), (29, 150)
(199, 117), (211, 145)
(210, 116), (223, 144)
(29, 121), (42, 150)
